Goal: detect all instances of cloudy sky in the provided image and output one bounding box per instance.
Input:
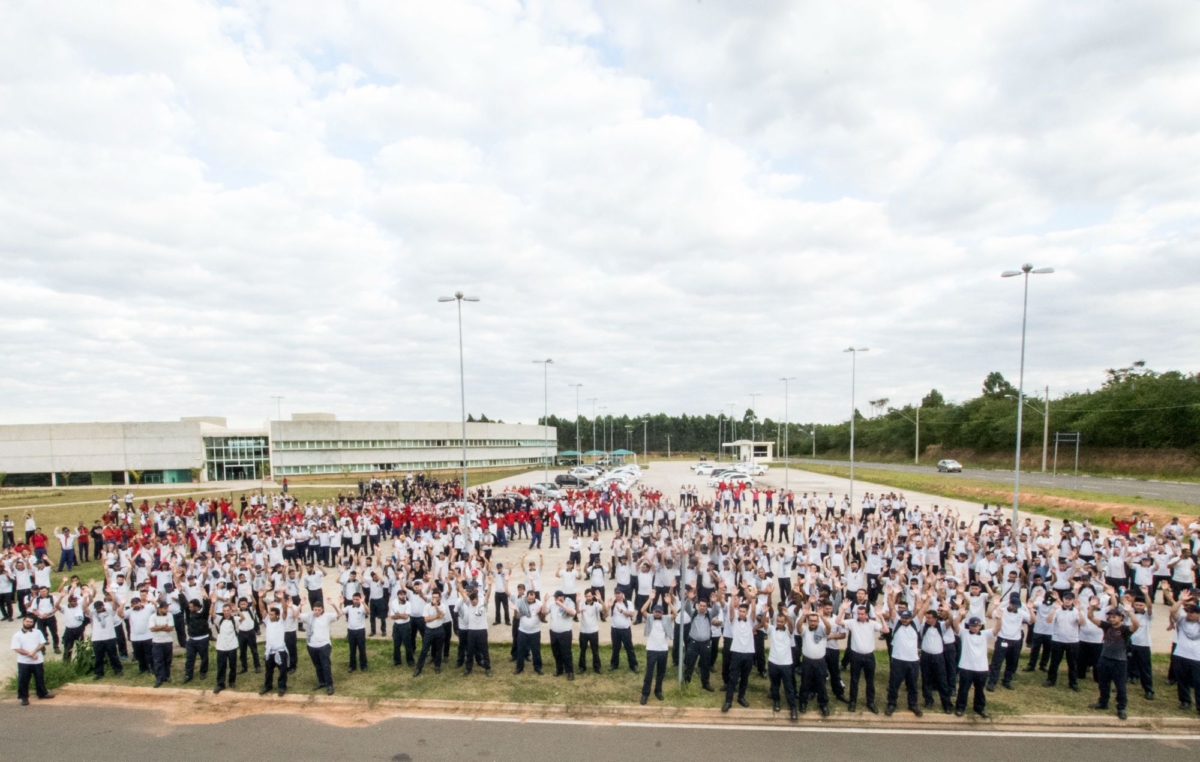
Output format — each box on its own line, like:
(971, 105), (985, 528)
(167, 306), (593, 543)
(2, 0), (1198, 429)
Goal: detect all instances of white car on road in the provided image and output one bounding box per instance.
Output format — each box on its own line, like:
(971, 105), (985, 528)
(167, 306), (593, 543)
(730, 462), (768, 476)
(693, 463), (717, 476)
(708, 473), (753, 488)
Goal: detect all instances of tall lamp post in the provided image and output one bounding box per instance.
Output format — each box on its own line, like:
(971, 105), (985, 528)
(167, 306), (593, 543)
(843, 347), (869, 508)
(780, 378), (795, 491)
(438, 292), (480, 499)
(586, 397), (598, 456)
(532, 358), (553, 485)
(748, 393), (761, 462)
(1001, 263), (1054, 527)
(569, 383), (583, 465)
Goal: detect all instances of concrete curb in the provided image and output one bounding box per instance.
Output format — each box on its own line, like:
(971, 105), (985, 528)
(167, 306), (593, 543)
(48, 683), (1200, 734)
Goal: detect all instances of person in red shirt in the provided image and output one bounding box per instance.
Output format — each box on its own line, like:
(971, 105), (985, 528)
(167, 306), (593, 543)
(1111, 515), (1135, 537)
(29, 530), (48, 562)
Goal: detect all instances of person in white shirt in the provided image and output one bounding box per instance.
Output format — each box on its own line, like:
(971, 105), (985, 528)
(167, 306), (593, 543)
(260, 598), (289, 696)
(548, 590), (577, 680)
(212, 604), (239, 693)
(148, 600), (176, 687)
(414, 590), (448, 677)
(389, 587), (415, 667)
(883, 608), (923, 716)
(608, 589), (637, 672)
(577, 588), (605, 674)
(836, 599), (883, 713)
(987, 592), (1032, 690)
(953, 611), (998, 718)
(344, 592), (369, 672)
(11, 615), (54, 705)
(1169, 589), (1200, 714)
(514, 589), (546, 675)
(639, 595), (675, 704)
(302, 600), (340, 695)
(722, 591), (756, 712)
(1045, 590), (1085, 690)
(456, 576), (491, 677)
(759, 610), (799, 720)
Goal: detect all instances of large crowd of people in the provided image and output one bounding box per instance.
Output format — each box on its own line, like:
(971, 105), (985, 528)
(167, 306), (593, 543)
(5, 470), (1200, 722)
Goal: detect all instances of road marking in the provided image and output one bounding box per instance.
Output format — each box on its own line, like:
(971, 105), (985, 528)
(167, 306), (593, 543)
(392, 711), (1200, 740)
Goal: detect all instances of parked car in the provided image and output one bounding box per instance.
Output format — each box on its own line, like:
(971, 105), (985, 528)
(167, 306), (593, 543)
(569, 466), (600, 480)
(730, 462), (767, 476)
(937, 459), (963, 473)
(530, 483), (564, 498)
(708, 473), (753, 488)
(693, 463), (716, 476)
(555, 474), (588, 487)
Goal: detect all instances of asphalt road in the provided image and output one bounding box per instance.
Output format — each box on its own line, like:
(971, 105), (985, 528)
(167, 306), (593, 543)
(796, 458), (1200, 506)
(3, 704), (1198, 761)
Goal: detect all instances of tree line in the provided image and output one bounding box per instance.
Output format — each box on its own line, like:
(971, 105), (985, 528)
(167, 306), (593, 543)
(541, 362), (1200, 458)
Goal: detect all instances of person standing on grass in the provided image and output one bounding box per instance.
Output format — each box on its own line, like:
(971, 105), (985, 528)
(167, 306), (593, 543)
(149, 600), (175, 687)
(548, 590), (576, 680)
(260, 600), (289, 697)
(1086, 597), (1138, 720)
(1044, 590), (1085, 692)
(952, 612), (996, 718)
(212, 603), (239, 693)
(639, 595), (674, 705)
(11, 615), (54, 706)
(235, 598), (260, 674)
(681, 590), (716, 690)
(344, 591), (369, 672)
(577, 588), (605, 674)
(721, 593), (755, 713)
(513, 588), (546, 675)
(1168, 590), (1200, 715)
(182, 598), (210, 683)
(1129, 591), (1155, 700)
(458, 578), (491, 677)
(883, 608), (923, 717)
(760, 609), (798, 720)
(389, 587), (414, 667)
(836, 601), (882, 714)
(90, 598), (123, 679)
(413, 589), (447, 677)
(302, 600), (339, 695)
(987, 592), (1032, 691)
(608, 588), (638, 672)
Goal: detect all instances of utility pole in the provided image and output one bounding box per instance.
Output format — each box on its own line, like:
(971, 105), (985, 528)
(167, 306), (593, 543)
(780, 377), (795, 492)
(642, 418), (648, 463)
(1042, 385), (1050, 472)
(749, 393), (761, 462)
(586, 398), (597, 455)
(569, 383), (583, 465)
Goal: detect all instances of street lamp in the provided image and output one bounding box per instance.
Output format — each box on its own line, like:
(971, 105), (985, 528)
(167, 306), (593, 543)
(586, 397), (598, 456)
(894, 403), (921, 464)
(1001, 263), (1054, 527)
(843, 347), (869, 508)
(532, 359), (554, 485)
(780, 378), (795, 491)
(748, 393), (761, 462)
(569, 383), (583, 465)
(271, 395), (285, 422)
(438, 292), (480, 499)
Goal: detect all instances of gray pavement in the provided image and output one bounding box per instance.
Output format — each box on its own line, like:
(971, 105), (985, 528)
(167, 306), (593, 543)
(791, 457), (1200, 505)
(2, 703), (1198, 760)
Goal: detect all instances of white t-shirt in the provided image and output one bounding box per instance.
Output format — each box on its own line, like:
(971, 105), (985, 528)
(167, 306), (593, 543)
(958, 627), (996, 671)
(303, 611), (337, 648)
(11, 628), (46, 665)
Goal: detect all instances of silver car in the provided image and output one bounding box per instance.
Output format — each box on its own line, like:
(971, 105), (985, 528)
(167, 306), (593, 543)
(937, 459), (963, 473)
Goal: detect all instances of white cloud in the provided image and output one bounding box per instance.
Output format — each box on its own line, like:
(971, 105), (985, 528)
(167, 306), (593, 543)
(0, 0), (1197, 432)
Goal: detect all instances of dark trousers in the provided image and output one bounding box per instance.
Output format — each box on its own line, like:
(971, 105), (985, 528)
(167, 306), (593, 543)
(988, 637), (1022, 687)
(824, 647), (845, 698)
(725, 651), (753, 702)
(151, 642), (173, 683)
(35, 617), (59, 649)
(93, 638), (122, 678)
(307, 643), (333, 689)
(237, 630), (260, 670)
(494, 592), (510, 625)
(264, 651), (289, 692)
(955, 668), (987, 713)
(285, 630), (298, 671)
(610, 627), (636, 670)
(62, 624), (85, 661)
(942, 641), (959, 695)
(369, 599), (387, 635)
(1129, 645), (1153, 693)
(465, 629), (490, 673)
(887, 658), (920, 709)
(550, 630), (574, 676)
(1078, 641), (1102, 681)
(848, 651), (876, 705)
(799, 656), (829, 709)
(185, 638), (209, 679)
(578, 631), (601, 672)
(1095, 656), (1128, 710)
(683, 638), (712, 687)
(1176, 655), (1200, 706)
(1027, 632), (1052, 669)
(347, 628), (368, 670)
(417, 628), (446, 672)
(131, 639), (152, 673)
(642, 650), (667, 698)
(921, 651), (952, 709)
(768, 661), (797, 709)
(16, 663), (49, 700)
(216, 649), (237, 688)
(514, 630), (541, 673)
(1047, 641), (1079, 688)
(393, 623), (414, 666)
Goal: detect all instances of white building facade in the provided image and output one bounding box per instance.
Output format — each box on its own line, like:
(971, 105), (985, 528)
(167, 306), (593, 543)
(0, 414), (555, 486)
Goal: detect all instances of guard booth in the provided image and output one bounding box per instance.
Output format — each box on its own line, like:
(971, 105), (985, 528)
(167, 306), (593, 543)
(721, 440), (774, 462)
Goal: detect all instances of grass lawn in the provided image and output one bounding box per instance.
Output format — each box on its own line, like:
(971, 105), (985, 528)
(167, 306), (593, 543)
(27, 640), (1193, 719)
(793, 464), (1199, 525)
